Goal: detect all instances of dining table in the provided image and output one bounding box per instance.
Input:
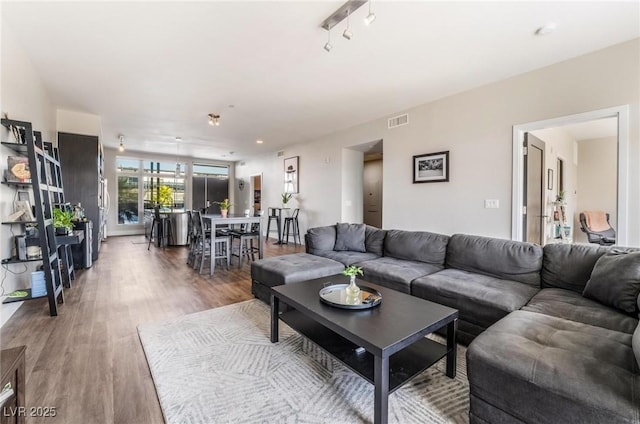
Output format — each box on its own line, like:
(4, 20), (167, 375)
(201, 213), (264, 275)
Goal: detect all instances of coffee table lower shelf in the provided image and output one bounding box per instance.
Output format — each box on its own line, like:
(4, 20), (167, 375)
(280, 309), (449, 393)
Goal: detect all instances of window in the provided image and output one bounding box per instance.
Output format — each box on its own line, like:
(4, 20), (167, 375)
(116, 157), (186, 225)
(142, 161), (184, 210)
(117, 176), (139, 224)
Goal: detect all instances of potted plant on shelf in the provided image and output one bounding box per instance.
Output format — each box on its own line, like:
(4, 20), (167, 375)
(214, 198), (232, 218)
(343, 265), (364, 299)
(53, 208), (74, 235)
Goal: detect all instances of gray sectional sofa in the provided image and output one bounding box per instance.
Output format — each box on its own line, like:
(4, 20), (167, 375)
(252, 223), (640, 424)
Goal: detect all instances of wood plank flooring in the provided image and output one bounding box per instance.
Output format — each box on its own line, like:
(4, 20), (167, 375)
(0, 235), (304, 423)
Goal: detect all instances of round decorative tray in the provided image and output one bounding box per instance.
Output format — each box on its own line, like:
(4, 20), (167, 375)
(319, 284), (382, 310)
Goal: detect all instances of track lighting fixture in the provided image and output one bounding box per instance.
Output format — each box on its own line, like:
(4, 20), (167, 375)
(343, 10), (353, 40)
(364, 1), (376, 25)
(208, 113), (220, 126)
(118, 135), (125, 152)
(321, 1), (376, 51)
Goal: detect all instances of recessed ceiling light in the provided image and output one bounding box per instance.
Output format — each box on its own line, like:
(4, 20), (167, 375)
(256, 139), (264, 144)
(176, 137), (182, 142)
(535, 22), (557, 36)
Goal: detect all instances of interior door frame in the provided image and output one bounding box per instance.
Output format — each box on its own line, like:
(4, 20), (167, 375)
(511, 105), (629, 245)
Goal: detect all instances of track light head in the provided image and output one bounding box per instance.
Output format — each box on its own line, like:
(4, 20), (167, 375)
(324, 42), (333, 52)
(364, 11), (376, 25)
(343, 29), (353, 40)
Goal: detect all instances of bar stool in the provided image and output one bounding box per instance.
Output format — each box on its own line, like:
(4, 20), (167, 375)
(148, 206), (170, 250)
(265, 207), (281, 243)
(283, 208), (301, 246)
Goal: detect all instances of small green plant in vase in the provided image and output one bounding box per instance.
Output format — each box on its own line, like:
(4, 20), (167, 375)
(281, 192), (293, 205)
(343, 265), (363, 298)
(53, 208), (74, 235)
(214, 198), (232, 217)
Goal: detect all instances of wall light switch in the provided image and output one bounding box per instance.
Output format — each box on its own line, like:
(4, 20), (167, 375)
(485, 199), (500, 209)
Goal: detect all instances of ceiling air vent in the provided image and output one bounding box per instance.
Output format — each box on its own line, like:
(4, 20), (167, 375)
(388, 113), (409, 129)
(277, 151), (285, 157)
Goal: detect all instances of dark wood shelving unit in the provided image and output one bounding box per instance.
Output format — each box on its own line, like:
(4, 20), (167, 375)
(1, 118), (66, 315)
(2, 288), (47, 304)
(1, 181), (32, 188)
(1, 257), (43, 265)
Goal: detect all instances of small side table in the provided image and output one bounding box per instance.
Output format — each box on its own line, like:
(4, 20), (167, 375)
(1, 345), (26, 424)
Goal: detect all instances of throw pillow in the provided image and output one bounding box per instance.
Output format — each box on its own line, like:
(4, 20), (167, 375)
(334, 223), (366, 252)
(583, 251), (640, 314)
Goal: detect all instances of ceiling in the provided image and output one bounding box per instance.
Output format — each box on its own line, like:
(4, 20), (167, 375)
(3, 1), (638, 161)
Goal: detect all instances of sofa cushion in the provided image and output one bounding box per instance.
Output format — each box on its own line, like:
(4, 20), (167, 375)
(251, 253), (344, 286)
(634, 323), (640, 370)
(412, 269), (539, 329)
(334, 223), (366, 252)
(467, 310), (640, 424)
(522, 288), (638, 334)
(305, 225), (336, 254)
(364, 225), (386, 256)
(445, 234), (543, 287)
(312, 250), (379, 266)
(583, 250), (640, 315)
(356, 257), (442, 294)
(541, 243), (609, 293)
(383, 230), (449, 265)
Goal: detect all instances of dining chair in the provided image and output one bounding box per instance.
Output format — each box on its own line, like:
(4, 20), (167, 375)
(230, 210), (264, 267)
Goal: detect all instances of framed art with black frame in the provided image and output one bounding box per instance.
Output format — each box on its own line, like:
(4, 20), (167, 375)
(284, 156), (299, 193)
(413, 151), (449, 183)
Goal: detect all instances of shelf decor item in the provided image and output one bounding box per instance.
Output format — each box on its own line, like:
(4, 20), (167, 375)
(6, 156), (30, 183)
(53, 208), (74, 235)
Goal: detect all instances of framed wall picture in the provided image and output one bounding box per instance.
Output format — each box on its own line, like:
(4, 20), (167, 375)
(284, 156), (299, 193)
(413, 151), (449, 183)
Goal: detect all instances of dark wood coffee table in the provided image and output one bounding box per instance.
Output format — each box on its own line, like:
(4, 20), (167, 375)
(270, 274), (458, 424)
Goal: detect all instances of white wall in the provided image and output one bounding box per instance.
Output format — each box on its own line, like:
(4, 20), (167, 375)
(0, 22), (56, 322)
(530, 127), (579, 243)
(576, 136), (618, 243)
(236, 38), (640, 245)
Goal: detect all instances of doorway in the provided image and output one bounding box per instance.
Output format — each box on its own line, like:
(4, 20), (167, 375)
(363, 140), (383, 228)
(512, 106), (629, 245)
(250, 174), (262, 213)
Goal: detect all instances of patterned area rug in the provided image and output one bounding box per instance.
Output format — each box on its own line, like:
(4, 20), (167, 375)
(138, 300), (470, 424)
